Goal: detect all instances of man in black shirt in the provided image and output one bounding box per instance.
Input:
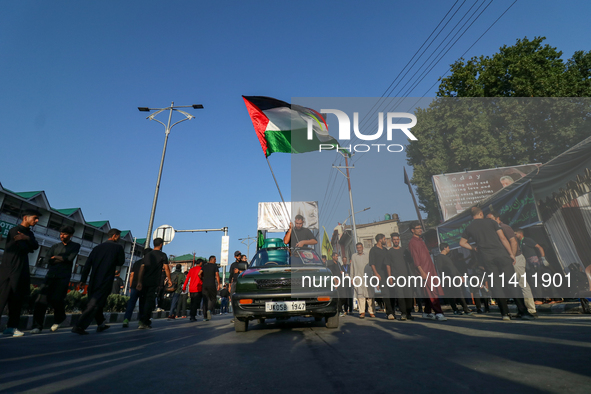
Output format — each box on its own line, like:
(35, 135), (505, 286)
(111, 270), (124, 295)
(283, 214), (317, 249)
(73, 228), (125, 334)
(136, 238), (171, 329)
(387, 233), (414, 320)
(0, 209), (40, 337)
(31, 225), (80, 334)
(229, 251), (244, 296)
(370, 234), (394, 320)
(199, 255), (220, 321)
(122, 248), (151, 328)
(437, 243), (473, 315)
(459, 207), (521, 321)
(515, 229), (547, 290)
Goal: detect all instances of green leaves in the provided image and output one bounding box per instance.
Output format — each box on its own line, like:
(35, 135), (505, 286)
(408, 37), (591, 224)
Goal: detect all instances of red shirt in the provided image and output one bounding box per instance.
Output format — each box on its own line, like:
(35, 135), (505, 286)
(183, 266), (203, 293)
(409, 236), (443, 296)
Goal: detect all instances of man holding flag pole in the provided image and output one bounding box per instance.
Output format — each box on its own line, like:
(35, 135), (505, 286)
(243, 95), (340, 247)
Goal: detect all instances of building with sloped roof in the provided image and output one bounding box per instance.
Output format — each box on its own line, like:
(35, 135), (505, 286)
(0, 182), (145, 288)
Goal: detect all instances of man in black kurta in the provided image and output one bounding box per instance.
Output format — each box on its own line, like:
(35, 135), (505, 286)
(32, 225), (80, 333)
(387, 233), (414, 320)
(370, 234), (394, 320)
(0, 209), (41, 336)
(72, 229), (125, 334)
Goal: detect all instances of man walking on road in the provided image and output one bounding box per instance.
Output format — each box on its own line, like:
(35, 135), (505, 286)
(388, 233), (414, 320)
(136, 238), (171, 329)
(460, 208), (533, 321)
(72, 229), (125, 335)
(31, 225), (80, 334)
(370, 234), (395, 320)
(168, 264), (186, 319)
(199, 255), (220, 321)
(486, 212), (537, 317)
(122, 248), (151, 328)
(351, 242), (374, 318)
(0, 209), (41, 337)
(184, 259), (203, 321)
(408, 222), (447, 321)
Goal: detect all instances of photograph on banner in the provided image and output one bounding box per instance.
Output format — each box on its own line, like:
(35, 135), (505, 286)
(277, 97), (591, 298)
(433, 164), (541, 222)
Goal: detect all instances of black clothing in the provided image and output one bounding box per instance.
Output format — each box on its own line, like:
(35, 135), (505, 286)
(202, 286), (217, 316)
(327, 261), (342, 277)
(369, 245), (390, 298)
(190, 292), (203, 319)
(130, 259), (143, 289)
(437, 254), (465, 299)
(521, 237), (538, 259)
(33, 277), (70, 329)
(80, 240), (125, 299)
(141, 250), (168, 287)
(288, 227), (315, 249)
(0, 225), (39, 327)
(77, 240), (125, 330)
(112, 276), (124, 294)
(462, 218), (508, 258)
(139, 285), (158, 325)
(229, 260), (242, 283)
(369, 246), (389, 278)
(499, 223), (521, 256)
(201, 263), (218, 289)
(387, 247), (414, 299)
(219, 288), (230, 298)
(46, 241), (81, 279)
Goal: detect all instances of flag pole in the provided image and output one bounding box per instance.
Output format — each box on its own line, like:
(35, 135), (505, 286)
(404, 166), (425, 231)
(265, 156), (300, 246)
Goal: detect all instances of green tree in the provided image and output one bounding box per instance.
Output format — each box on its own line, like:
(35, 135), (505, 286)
(407, 37), (591, 224)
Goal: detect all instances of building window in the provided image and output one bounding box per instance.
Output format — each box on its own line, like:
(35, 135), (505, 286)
(1, 198), (22, 218)
(83, 229), (95, 242)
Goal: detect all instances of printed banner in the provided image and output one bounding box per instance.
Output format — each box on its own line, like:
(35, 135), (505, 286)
(438, 181), (540, 249)
(432, 164), (541, 221)
(257, 201), (319, 231)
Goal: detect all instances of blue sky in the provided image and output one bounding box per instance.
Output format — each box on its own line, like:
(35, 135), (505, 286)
(1, 0), (589, 261)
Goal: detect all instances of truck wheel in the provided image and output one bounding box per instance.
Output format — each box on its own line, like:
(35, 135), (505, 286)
(325, 313), (339, 329)
(234, 318), (248, 332)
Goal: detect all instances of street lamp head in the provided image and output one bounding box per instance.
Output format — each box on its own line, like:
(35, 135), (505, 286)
(138, 107), (151, 112)
(192, 104), (204, 109)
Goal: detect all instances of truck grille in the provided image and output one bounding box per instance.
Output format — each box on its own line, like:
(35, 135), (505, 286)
(254, 278), (302, 289)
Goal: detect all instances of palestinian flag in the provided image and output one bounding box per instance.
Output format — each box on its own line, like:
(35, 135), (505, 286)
(243, 96), (339, 157)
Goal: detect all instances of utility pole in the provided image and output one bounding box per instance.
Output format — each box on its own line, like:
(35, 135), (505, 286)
(333, 152), (358, 244)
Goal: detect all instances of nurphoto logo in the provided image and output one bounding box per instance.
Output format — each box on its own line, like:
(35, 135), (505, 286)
(308, 110), (418, 153)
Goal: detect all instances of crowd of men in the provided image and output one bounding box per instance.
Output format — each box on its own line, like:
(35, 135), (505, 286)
(0, 208), (559, 337)
(0, 208), (227, 336)
(317, 209), (552, 322)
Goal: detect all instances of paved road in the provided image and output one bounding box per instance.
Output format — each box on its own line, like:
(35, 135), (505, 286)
(1, 312), (590, 393)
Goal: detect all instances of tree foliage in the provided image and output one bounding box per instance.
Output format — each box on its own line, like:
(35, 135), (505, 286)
(407, 37), (591, 224)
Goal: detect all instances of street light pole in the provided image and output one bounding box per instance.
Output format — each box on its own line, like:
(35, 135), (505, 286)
(139, 102), (203, 248)
(238, 235), (257, 260)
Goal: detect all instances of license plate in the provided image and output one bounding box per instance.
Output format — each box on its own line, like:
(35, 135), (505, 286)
(265, 301), (306, 312)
